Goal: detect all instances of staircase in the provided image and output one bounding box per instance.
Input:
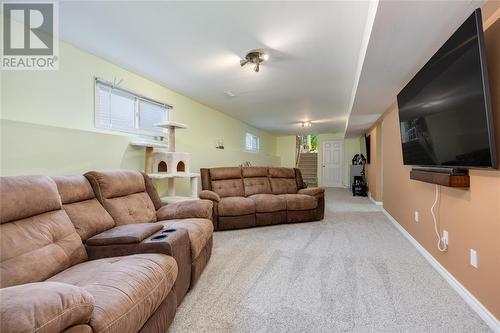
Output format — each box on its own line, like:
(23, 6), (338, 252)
(297, 152), (318, 187)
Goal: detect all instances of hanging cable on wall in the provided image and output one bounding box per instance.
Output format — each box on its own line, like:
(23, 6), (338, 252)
(431, 184), (447, 252)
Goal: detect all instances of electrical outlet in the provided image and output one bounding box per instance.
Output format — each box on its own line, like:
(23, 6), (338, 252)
(414, 211), (419, 223)
(442, 230), (449, 246)
(470, 249), (478, 268)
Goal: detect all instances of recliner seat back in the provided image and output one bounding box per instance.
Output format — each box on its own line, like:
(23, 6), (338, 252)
(53, 175), (115, 242)
(85, 170), (157, 225)
(242, 167), (271, 196)
(206, 167), (245, 197)
(268, 167), (299, 194)
(0, 176), (87, 288)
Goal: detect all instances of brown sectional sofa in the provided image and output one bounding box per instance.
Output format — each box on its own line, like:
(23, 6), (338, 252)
(200, 166), (325, 230)
(0, 170), (214, 333)
(0, 175), (178, 333)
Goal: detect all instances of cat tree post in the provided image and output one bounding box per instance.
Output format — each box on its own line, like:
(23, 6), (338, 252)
(145, 147), (154, 174)
(168, 127), (175, 152)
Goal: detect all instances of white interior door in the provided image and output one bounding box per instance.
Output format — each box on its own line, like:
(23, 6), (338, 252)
(322, 140), (343, 187)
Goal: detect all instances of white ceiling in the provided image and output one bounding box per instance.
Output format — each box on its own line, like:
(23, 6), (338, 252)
(58, 1), (373, 135)
(58, 1), (488, 137)
(346, 0), (486, 137)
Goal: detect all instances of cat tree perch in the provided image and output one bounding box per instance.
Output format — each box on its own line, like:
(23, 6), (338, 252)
(130, 120), (200, 205)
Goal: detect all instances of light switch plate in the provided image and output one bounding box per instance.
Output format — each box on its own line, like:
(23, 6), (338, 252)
(470, 249), (478, 268)
(415, 211), (419, 223)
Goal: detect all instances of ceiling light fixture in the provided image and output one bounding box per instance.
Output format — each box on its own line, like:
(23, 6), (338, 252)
(301, 121), (312, 128)
(224, 90), (236, 97)
(240, 50), (269, 72)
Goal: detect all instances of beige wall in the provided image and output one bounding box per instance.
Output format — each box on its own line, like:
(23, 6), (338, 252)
(373, 13), (500, 320)
(277, 135), (297, 168)
(0, 27), (280, 196)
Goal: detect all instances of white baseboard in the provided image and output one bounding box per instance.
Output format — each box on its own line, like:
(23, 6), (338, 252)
(382, 209), (500, 333)
(367, 192), (383, 205)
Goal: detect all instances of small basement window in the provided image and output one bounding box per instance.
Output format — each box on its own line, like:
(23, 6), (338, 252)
(95, 78), (171, 136)
(245, 132), (260, 152)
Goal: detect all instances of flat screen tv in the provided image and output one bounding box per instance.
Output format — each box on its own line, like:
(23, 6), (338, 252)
(365, 135), (371, 163)
(397, 9), (496, 169)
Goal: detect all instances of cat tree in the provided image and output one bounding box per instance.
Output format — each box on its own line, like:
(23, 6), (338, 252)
(130, 121), (199, 204)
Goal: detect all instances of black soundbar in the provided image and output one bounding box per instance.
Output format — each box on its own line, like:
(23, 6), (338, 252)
(412, 167), (469, 175)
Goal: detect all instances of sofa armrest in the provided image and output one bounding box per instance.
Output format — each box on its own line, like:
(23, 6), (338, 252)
(86, 223), (162, 246)
(199, 190), (220, 202)
(0, 282), (94, 333)
(157, 199), (213, 221)
(298, 187), (325, 197)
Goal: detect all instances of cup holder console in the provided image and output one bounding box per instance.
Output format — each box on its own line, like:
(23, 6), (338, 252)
(151, 234), (167, 241)
(162, 229), (176, 234)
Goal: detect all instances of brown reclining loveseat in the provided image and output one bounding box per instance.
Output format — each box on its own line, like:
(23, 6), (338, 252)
(0, 175), (179, 333)
(200, 166), (325, 230)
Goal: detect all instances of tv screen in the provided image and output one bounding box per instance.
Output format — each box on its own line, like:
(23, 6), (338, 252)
(397, 9), (496, 168)
(365, 135), (371, 163)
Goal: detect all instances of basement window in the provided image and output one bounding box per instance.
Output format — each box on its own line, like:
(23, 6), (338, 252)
(245, 132), (260, 152)
(95, 78), (171, 136)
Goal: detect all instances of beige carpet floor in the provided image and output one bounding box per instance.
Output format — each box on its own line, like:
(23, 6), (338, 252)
(169, 188), (491, 333)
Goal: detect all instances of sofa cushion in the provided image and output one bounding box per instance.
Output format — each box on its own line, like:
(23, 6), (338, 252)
(268, 167), (296, 178)
(157, 218), (213, 260)
(0, 282), (94, 333)
(242, 167), (268, 178)
(280, 194), (318, 210)
(209, 167), (242, 180)
(104, 192), (158, 225)
(218, 197), (256, 216)
(270, 178), (298, 194)
(86, 224), (163, 246)
(53, 176), (96, 204)
(53, 176), (115, 242)
(211, 179), (245, 198)
(85, 171), (157, 225)
(85, 170), (146, 199)
(48, 254), (177, 333)
(63, 200), (116, 242)
(0, 175), (61, 224)
(248, 194), (286, 213)
(0, 176), (87, 288)
(244, 177), (271, 196)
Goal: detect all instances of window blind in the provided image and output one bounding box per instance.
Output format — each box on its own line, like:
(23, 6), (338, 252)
(245, 132), (260, 152)
(95, 78), (171, 136)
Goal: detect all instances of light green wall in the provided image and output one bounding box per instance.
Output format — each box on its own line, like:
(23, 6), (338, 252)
(276, 132), (362, 188)
(1, 33), (279, 196)
(277, 135), (296, 168)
